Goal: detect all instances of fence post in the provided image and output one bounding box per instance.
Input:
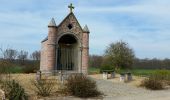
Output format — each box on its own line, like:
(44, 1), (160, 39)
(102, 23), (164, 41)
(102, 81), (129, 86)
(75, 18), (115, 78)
(36, 70), (42, 81)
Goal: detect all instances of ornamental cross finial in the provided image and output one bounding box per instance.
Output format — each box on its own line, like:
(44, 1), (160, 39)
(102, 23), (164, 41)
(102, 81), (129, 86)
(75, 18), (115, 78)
(68, 3), (74, 13)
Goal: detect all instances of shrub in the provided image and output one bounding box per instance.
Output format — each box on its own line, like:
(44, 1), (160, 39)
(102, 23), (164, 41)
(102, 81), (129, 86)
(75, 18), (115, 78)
(141, 76), (164, 90)
(22, 62), (39, 73)
(65, 74), (101, 98)
(0, 60), (13, 73)
(1, 79), (28, 100)
(32, 79), (54, 97)
(100, 65), (114, 73)
(22, 65), (36, 73)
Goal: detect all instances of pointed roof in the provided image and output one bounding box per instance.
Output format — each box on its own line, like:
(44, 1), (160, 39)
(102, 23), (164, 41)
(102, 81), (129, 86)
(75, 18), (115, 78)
(58, 12), (83, 31)
(83, 25), (90, 33)
(48, 18), (56, 27)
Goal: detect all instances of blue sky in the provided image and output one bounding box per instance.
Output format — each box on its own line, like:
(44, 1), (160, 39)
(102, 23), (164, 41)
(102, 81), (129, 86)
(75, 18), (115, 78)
(0, 0), (170, 59)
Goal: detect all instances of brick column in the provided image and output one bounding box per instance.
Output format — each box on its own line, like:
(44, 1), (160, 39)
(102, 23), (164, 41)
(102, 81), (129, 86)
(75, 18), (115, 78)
(82, 31), (89, 74)
(47, 26), (57, 72)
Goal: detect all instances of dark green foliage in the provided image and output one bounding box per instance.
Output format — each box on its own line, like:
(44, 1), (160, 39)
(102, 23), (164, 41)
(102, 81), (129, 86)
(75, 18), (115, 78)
(32, 79), (54, 97)
(22, 66), (35, 73)
(100, 65), (114, 73)
(105, 41), (135, 69)
(21, 60), (39, 73)
(65, 74), (101, 98)
(22, 64), (38, 73)
(1, 80), (28, 100)
(8, 66), (23, 73)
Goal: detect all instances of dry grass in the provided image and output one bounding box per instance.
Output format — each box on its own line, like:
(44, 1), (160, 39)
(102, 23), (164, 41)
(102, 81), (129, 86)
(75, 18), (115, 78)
(10, 74), (35, 94)
(1, 73), (147, 99)
(7, 73), (62, 100)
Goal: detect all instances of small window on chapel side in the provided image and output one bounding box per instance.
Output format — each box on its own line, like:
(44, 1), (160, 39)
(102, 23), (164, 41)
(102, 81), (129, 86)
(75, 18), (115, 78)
(67, 24), (73, 29)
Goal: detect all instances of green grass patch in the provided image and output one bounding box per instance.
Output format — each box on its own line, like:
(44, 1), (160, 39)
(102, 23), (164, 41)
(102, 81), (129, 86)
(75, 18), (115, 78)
(88, 67), (155, 76)
(88, 67), (170, 77)
(152, 70), (170, 81)
(0, 66), (23, 73)
(130, 69), (155, 76)
(88, 67), (100, 74)
(119, 69), (170, 76)
(7, 66), (23, 73)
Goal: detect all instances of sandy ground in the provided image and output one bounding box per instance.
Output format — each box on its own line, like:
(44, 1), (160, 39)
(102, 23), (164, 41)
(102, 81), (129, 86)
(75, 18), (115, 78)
(1, 74), (170, 100)
(90, 74), (170, 100)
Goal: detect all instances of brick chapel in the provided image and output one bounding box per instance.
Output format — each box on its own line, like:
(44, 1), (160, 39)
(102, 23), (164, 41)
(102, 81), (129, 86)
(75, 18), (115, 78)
(40, 4), (89, 74)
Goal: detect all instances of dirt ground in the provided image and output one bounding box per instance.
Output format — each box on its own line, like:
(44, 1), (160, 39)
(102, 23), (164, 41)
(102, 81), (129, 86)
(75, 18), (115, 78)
(90, 74), (170, 100)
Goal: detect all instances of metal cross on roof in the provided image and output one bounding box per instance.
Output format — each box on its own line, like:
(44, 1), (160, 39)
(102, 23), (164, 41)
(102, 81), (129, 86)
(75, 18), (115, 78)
(68, 3), (74, 13)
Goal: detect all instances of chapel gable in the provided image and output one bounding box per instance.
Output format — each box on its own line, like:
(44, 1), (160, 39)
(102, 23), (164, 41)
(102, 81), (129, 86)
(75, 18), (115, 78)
(57, 12), (83, 40)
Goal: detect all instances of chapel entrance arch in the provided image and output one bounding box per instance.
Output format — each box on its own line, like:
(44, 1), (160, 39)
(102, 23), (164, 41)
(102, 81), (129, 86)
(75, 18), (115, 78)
(56, 34), (79, 71)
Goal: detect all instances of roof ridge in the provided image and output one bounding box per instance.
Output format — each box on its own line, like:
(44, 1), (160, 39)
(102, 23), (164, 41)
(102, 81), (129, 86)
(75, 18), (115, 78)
(57, 12), (83, 31)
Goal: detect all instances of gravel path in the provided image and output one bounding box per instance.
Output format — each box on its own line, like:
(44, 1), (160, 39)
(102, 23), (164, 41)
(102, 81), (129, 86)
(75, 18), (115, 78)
(95, 77), (170, 100)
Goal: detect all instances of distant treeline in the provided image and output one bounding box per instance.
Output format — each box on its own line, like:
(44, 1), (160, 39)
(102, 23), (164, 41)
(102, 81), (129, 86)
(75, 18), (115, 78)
(89, 55), (170, 69)
(132, 58), (170, 69)
(0, 48), (40, 73)
(0, 48), (40, 61)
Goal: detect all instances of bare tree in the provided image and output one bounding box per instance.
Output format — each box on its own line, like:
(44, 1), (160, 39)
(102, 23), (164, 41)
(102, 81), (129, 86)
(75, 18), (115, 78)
(89, 55), (103, 68)
(30, 50), (40, 61)
(0, 48), (17, 61)
(17, 50), (28, 64)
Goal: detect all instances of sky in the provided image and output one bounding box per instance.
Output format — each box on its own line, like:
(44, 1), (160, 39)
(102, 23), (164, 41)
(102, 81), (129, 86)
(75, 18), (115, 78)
(0, 0), (170, 59)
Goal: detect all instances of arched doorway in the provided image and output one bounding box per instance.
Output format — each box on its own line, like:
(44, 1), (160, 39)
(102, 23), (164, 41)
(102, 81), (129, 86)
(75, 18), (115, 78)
(56, 34), (79, 71)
